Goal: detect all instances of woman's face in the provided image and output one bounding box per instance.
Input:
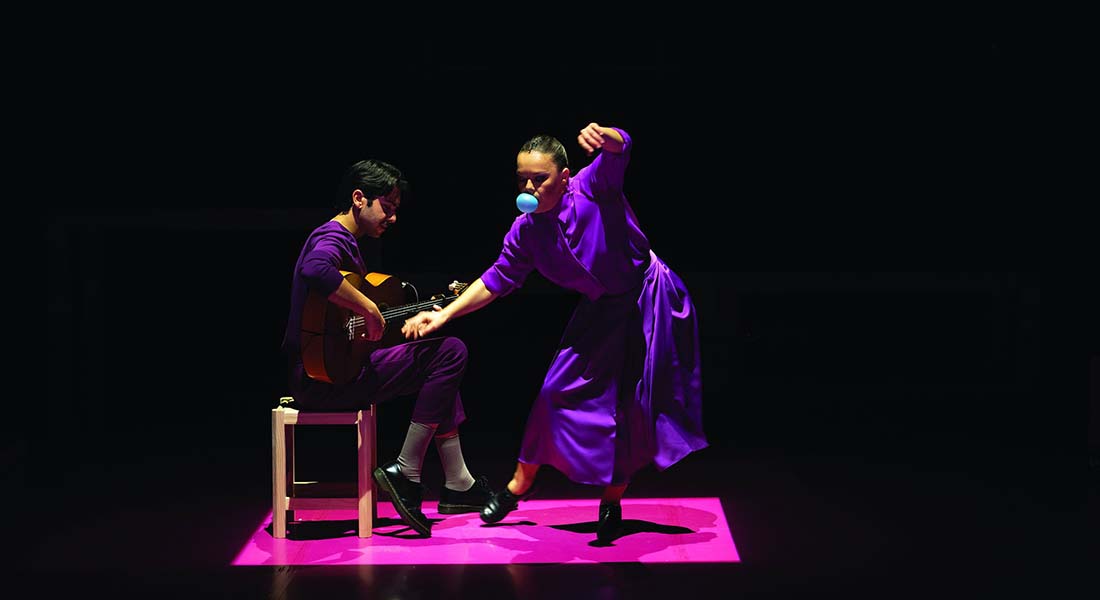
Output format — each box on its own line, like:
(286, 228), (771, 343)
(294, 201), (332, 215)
(516, 151), (569, 214)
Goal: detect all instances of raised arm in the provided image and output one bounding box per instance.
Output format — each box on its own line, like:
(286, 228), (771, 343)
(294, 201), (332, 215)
(577, 122), (625, 156)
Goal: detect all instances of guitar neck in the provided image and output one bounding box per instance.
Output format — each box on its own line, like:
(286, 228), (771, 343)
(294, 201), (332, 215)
(379, 294), (458, 321)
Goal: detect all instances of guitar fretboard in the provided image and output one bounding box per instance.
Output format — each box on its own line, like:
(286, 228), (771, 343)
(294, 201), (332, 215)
(348, 284), (467, 329)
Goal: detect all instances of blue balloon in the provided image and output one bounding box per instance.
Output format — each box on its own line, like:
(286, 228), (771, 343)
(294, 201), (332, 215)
(516, 193), (538, 214)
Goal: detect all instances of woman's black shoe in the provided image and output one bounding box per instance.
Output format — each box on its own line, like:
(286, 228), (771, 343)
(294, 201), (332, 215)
(596, 503), (622, 543)
(480, 486), (534, 524)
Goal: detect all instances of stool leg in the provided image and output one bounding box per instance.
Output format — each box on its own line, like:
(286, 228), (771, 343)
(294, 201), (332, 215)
(272, 407), (288, 538)
(370, 404), (378, 521)
(357, 406), (376, 538)
(286, 424), (296, 526)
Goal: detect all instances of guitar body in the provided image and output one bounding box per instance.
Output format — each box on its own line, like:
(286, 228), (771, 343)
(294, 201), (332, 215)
(301, 271), (465, 385)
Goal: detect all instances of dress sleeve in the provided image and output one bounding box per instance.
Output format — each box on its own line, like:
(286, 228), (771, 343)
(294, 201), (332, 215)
(575, 127), (632, 201)
(479, 217), (535, 297)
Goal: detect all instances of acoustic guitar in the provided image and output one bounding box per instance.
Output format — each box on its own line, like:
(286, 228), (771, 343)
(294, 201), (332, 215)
(301, 271), (468, 384)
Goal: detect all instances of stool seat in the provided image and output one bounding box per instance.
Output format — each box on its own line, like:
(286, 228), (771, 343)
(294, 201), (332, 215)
(271, 397), (378, 538)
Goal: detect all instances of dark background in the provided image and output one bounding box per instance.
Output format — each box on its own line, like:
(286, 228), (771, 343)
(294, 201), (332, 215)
(25, 12), (1068, 585)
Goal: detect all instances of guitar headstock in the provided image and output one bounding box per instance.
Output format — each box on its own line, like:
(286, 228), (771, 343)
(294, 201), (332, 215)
(448, 280), (469, 296)
(428, 280), (469, 302)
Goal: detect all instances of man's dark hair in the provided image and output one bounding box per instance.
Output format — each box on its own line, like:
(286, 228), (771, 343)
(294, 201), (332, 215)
(335, 159), (408, 212)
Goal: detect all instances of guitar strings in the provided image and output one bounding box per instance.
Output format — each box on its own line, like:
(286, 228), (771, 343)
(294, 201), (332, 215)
(347, 292), (465, 327)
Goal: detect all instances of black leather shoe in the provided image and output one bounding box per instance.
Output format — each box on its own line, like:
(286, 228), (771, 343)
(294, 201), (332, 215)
(438, 475), (494, 514)
(372, 461), (431, 537)
(596, 503), (622, 543)
(480, 485), (534, 524)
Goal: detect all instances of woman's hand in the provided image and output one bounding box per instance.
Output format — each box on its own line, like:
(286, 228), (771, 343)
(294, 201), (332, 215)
(401, 305), (446, 340)
(578, 122), (624, 155)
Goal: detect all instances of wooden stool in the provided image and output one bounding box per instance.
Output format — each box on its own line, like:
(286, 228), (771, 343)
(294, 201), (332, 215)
(271, 397), (378, 538)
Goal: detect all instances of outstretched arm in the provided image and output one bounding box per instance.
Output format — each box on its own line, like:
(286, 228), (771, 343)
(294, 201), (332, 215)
(577, 122), (625, 156)
(401, 277), (498, 340)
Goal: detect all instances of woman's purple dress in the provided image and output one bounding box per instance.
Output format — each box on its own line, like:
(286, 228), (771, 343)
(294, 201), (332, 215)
(480, 129), (708, 486)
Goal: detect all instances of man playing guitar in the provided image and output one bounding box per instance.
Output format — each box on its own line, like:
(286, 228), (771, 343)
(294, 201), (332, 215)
(281, 159), (493, 537)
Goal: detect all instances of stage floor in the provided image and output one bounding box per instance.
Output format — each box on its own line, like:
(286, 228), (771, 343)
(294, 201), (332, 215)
(233, 497), (738, 566)
(16, 447), (1074, 598)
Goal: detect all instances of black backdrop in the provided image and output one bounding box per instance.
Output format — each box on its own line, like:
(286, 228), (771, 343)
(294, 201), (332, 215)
(34, 17), (1048, 500)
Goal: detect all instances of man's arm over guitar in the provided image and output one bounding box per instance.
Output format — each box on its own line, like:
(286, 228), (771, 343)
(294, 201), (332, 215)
(301, 238), (386, 342)
(328, 279), (386, 341)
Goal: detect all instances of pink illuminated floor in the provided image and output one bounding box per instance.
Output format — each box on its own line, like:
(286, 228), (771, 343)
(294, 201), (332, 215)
(233, 497), (739, 565)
